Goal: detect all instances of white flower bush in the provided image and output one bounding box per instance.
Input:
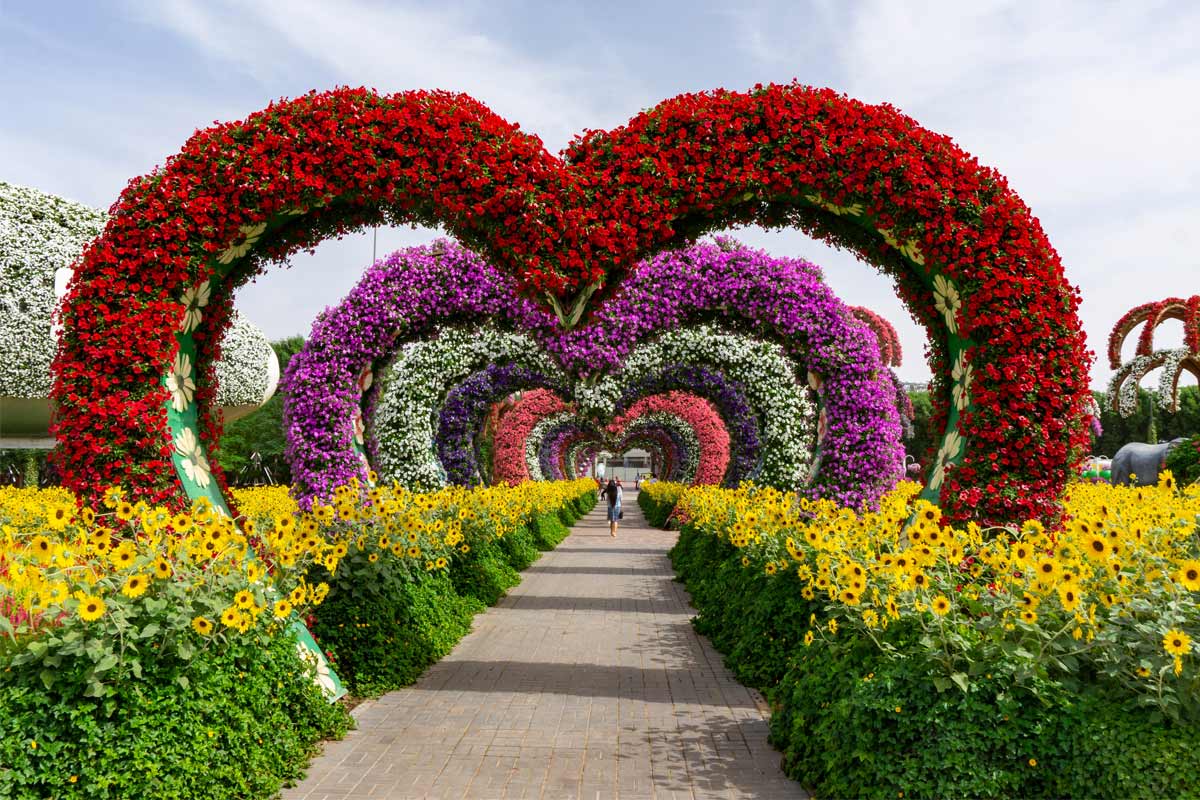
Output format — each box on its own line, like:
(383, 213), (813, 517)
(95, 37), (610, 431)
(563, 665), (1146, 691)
(1, 181), (277, 420)
(576, 324), (816, 489)
(372, 325), (568, 489)
(213, 311), (278, 409)
(524, 412), (579, 481)
(1106, 348), (1200, 417)
(0, 181), (104, 399)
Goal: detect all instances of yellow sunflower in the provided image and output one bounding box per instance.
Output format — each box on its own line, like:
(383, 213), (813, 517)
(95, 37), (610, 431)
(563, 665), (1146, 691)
(78, 595), (106, 622)
(1175, 560), (1200, 592)
(220, 607), (242, 629)
(1163, 629), (1192, 657)
(192, 616), (214, 636)
(121, 574), (150, 599)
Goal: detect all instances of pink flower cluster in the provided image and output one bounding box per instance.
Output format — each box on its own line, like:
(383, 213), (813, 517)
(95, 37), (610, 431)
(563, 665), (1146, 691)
(609, 392), (731, 485)
(492, 390), (568, 485)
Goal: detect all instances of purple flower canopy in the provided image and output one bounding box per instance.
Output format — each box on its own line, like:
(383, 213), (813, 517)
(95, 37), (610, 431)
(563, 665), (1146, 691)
(283, 239), (903, 509)
(555, 242), (905, 507)
(281, 243), (556, 506)
(437, 363), (561, 485)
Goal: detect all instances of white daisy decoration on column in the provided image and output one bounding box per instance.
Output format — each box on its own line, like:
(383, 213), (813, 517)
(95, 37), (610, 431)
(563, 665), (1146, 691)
(951, 352), (973, 411)
(933, 274), (961, 335)
(216, 222), (268, 265)
(179, 280), (211, 333)
(296, 642), (339, 697)
(174, 427), (212, 488)
(929, 430), (963, 491)
(166, 352), (196, 412)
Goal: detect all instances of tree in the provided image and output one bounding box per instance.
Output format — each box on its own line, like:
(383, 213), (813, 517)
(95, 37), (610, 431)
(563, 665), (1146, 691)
(1093, 386), (1200, 456)
(217, 336), (305, 485)
(905, 391), (935, 468)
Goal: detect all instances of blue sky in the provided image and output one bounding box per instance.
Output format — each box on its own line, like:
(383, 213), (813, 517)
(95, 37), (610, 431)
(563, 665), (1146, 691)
(3, 0), (1199, 388)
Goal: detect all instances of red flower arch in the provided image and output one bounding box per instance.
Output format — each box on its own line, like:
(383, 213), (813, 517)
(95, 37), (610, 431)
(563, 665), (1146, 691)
(1107, 295), (1200, 369)
(850, 306), (903, 367)
(52, 83), (1089, 524)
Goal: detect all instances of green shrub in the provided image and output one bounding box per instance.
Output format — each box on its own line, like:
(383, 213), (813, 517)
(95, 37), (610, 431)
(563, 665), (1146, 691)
(1038, 694), (1200, 800)
(671, 520), (1200, 799)
(1166, 433), (1200, 486)
(311, 565), (482, 696)
(0, 632), (350, 800)
(529, 514), (570, 550)
(639, 490), (676, 527)
(496, 523), (540, 571)
(449, 536), (520, 607)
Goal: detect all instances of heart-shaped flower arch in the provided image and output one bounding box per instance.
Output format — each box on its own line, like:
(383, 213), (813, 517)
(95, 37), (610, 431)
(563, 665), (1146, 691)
(52, 83), (1090, 524)
(290, 241), (896, 509)
(492, 389), (727, 486)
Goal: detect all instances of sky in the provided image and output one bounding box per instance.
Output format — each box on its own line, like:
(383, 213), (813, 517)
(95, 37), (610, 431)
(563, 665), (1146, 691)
(2, 0), (1198, 389)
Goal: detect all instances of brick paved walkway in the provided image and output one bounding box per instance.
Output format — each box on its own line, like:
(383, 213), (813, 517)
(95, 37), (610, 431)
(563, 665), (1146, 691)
(283, 493), (805, 799)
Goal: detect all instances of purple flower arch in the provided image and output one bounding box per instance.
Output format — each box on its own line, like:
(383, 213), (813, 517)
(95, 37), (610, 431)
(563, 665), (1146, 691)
(436, 362), (564, 485)
(553, 241), (905, 507)
(286, 239), (901, 509)
(281, 243), (555, 506)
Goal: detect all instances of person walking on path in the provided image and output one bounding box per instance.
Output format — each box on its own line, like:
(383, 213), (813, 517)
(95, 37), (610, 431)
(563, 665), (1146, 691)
(605, 477), (623, 537)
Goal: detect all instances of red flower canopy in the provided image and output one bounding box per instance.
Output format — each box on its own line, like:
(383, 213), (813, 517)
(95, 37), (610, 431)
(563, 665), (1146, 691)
(52, 83), (1090, 524)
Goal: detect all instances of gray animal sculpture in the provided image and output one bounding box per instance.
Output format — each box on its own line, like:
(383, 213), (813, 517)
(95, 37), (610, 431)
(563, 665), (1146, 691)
(1110, 438), (1186, 486)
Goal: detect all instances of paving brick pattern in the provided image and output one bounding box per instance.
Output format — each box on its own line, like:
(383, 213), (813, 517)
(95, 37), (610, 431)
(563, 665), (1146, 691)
(282, 492), (806, 799)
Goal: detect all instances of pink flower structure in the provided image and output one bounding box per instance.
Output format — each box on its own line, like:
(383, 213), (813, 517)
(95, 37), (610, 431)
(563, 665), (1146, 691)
(609, 392), (731, 485)
(492, 390), (569, 485)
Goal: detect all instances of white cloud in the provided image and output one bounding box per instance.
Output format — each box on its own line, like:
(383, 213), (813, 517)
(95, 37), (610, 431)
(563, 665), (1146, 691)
(126, 0), (651, 152)
(728, 0), (1200, 389)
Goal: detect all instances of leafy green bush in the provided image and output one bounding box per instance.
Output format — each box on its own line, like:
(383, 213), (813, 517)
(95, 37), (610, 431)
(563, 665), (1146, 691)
(311, 563), (482, 696)
(496, 523), (540, 571)
(449, 535), (520, 607)
(639, 483), (683, 526)
(529, 514), (570, 550)
(1166, 433), (1200, 486)
(0, 631), (350, 800)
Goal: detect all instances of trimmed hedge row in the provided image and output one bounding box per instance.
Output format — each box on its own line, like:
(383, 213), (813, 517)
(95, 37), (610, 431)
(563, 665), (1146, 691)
(0, 632), (351, 800)
(638, 489), (675, 527)
(311, 492), (594, 696)
(668, 521), (1200, 800)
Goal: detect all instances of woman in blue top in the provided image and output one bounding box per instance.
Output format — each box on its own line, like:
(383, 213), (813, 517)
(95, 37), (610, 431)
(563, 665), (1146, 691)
(605, 478), (623, 537)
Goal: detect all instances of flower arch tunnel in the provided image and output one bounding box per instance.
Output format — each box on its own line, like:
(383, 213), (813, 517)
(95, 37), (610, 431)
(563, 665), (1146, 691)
(53, 83), (1088, 525)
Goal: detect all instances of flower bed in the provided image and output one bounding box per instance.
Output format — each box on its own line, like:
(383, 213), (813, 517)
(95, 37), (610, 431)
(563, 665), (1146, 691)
(660, 477), (1200, 798)
(0, 478), (595, 797)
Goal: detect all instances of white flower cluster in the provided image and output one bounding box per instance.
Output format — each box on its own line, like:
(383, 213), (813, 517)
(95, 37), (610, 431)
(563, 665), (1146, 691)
(213, 310), (278, 408)
(1106, 348), (1200, 417)
(0, 181), (104, 398)
(0, 181), (277, 416)
(524, 411), (578, 481)
(372, 324), (567, 489)
(576, 324), (816, 488)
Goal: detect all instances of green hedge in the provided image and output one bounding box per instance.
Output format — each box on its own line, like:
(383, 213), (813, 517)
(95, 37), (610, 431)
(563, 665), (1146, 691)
(311, 499), (589, 696)
(0, 632), (351, 799)
(529, 513), (571, 550)
(638, 490), (675, 527)
(668, 522), (1200, 799)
